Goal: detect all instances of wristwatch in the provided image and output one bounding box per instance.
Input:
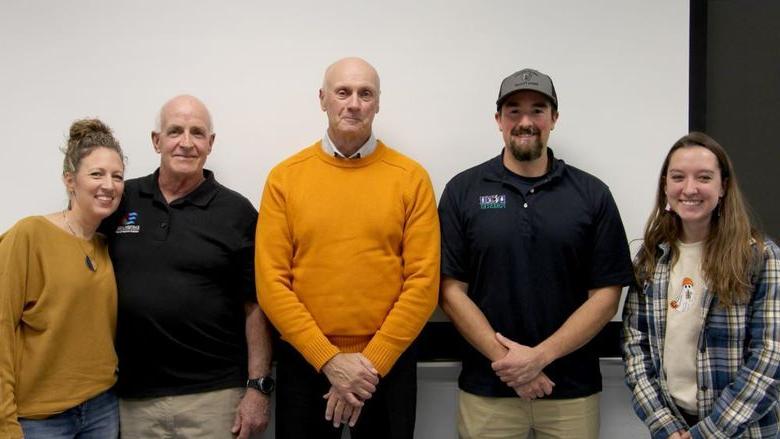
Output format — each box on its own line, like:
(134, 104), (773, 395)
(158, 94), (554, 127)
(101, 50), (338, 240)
(247, 376), (275, 395)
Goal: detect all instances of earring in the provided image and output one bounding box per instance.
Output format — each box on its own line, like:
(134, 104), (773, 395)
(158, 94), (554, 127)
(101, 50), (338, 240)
(664, 202), (671, 212)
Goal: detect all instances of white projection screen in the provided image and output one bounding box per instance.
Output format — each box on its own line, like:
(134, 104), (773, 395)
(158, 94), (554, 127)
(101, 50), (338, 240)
(0, 1), (689, 321)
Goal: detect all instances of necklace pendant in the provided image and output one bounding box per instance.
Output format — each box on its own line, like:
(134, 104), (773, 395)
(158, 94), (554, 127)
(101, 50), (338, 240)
(85, 255), (97, 272)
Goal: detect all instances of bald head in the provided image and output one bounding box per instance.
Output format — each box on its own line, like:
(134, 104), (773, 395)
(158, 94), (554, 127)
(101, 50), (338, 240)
(155, 95), (214, 134)
(322, 57), (381, 92)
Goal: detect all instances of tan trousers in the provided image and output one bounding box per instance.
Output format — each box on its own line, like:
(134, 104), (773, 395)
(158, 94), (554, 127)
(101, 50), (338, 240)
(457, 390), (600, 439)
(119, 387), (243, 439)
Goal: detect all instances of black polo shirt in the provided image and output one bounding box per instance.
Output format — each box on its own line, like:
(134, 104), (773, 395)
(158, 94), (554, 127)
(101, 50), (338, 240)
(102, 169), (257, 398)
(439, 149), (633, 398)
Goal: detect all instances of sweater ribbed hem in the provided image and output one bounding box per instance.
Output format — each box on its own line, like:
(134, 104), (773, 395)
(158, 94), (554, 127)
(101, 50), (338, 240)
(298, 333), (403, 374)
(362, 338), (404, 377)
(328, 335), (372, 353)
(298, 332), (342, 372)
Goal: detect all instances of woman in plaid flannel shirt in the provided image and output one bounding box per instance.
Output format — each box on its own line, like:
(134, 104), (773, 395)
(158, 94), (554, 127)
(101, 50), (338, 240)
(623, 132), (780, 439)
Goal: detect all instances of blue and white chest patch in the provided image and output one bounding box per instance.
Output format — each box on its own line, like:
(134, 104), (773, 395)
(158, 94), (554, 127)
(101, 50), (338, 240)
(479, 194), (506, 209)
(115, 211), (140, 234)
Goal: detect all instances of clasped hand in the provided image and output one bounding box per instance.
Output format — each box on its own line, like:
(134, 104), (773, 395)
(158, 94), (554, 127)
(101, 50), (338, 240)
(322, 353), (379, 427)
(491, 332), (554, 399)
(491, 332), (548, 386)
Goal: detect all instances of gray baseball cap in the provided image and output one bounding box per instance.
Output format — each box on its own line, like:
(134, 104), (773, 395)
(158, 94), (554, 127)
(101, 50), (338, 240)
(496, 68), (558, 110)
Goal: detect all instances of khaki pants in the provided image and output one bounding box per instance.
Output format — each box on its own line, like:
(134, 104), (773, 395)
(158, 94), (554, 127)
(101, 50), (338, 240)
(119, 387), (243, 439)
(457, 390), (600, 439)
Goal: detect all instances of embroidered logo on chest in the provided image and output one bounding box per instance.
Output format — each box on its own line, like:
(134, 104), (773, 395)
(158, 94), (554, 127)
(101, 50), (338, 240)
(115, 211), (141, 234)
(479, 194), (506, 209)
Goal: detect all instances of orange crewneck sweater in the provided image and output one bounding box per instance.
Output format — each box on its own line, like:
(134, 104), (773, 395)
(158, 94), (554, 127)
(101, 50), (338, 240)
(256, 140), (439, 376)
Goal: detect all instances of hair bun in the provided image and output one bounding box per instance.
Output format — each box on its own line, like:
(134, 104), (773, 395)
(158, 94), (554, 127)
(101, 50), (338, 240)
(61, 118), (124, 175)
(68, 118), (113, 143)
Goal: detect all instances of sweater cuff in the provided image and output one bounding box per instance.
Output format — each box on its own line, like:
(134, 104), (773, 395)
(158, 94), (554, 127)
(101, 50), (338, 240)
(296, 331), (341, 372)
(362, 337), (404, 377)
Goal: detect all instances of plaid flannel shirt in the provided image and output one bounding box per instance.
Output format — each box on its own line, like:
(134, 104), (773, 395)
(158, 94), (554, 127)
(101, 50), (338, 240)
(623, 239), (780, 439)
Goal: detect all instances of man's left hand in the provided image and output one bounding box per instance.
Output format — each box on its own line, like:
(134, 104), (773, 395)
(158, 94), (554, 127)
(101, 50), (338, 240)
(491, 332), (549, 386)
(323, 386), (363, 428)
(322, 353), (379, 404)
(231, 390), (270, 439)
(513, 372), (555, 400)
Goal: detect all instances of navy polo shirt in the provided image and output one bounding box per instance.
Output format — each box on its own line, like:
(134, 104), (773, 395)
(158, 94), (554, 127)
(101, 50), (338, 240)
(102, 169), (258, 398)
(439, 149), (633, 398)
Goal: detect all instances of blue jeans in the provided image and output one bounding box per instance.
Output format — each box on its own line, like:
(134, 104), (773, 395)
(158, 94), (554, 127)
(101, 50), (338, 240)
(20, 390), (119, 439)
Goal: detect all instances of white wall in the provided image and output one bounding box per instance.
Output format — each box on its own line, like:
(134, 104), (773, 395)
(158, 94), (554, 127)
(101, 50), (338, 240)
(0, 0), (688, 237)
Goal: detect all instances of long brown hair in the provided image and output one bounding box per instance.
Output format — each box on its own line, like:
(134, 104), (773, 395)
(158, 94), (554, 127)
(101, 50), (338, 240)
(635, 132), (762, 306)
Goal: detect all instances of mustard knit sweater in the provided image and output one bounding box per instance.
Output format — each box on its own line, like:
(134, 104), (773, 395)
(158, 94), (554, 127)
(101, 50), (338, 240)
(257, 141), (440, 376)
(0, 217), (117, 438)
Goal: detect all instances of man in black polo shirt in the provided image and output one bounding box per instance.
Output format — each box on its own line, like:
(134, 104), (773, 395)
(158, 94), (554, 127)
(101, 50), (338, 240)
(439, 69), (633, 439)
(103, 95), (272, 439)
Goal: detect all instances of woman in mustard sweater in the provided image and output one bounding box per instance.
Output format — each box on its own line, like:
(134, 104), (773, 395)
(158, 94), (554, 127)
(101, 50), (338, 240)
(0, 119), (125, 438)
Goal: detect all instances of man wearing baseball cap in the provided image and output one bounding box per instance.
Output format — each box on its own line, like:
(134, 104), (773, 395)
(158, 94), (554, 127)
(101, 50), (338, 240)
(438, 68), (633, 438)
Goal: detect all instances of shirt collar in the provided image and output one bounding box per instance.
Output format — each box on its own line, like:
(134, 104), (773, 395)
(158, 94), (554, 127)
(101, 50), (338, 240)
(139, 168), (219, 207)
(321, 130), (377, 159)
(484, 147), (565, 185)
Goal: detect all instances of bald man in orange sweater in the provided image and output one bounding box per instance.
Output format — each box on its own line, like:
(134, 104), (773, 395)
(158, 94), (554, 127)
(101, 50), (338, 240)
(256, 57), (440, 439)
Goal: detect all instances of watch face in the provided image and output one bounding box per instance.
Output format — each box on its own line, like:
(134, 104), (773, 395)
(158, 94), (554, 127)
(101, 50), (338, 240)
(249, 376), (275, 394)
(259, 377), (275, 393)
